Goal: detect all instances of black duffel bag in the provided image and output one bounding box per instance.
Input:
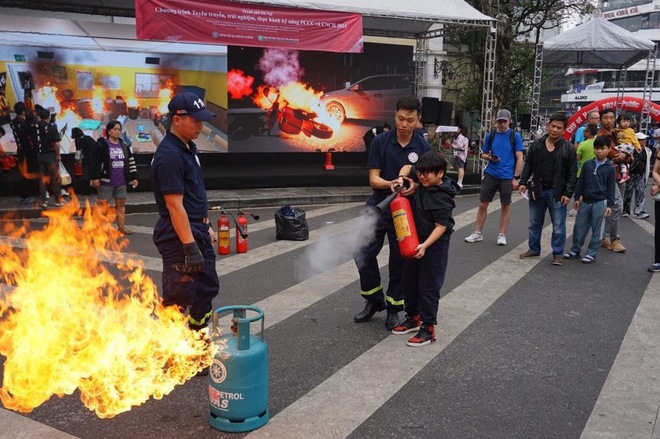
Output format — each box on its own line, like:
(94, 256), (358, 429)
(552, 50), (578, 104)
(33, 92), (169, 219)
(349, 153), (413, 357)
(275, 205), (309, 241)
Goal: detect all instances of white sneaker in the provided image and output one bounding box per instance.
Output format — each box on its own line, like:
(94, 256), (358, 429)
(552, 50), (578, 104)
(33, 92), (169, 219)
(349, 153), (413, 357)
(465, 232), (483, 243)
(497, 234), (507, 246)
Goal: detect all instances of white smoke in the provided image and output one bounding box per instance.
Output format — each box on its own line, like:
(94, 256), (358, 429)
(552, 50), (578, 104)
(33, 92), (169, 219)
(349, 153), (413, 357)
(294, 208), (381, 281)
(258, 49), (304, 87)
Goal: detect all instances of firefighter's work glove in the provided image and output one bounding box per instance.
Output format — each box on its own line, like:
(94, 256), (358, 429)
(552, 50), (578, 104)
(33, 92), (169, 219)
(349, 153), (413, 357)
(173, 242), (204, 273)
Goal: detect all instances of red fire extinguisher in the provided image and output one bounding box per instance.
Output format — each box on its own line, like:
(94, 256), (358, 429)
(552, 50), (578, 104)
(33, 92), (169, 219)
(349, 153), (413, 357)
(217, 211), (231, 255)
(235, 211), (249, 253)
(390, 192), (419, 259)
(73, 161), (83, 177)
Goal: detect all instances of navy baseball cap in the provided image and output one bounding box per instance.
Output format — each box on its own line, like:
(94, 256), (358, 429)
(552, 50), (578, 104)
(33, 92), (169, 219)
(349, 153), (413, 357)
(167, 92), (215, 121)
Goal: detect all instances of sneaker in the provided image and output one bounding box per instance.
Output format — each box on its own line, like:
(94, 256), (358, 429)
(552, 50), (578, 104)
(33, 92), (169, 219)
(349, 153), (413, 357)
(601, 238), (613, 250)
(648, 263), (660, 273)
(582, 255), (595, 264)
(564, 251), (580, 259)
(552, 256), (564, 266)
(519, 250), (540, 259)
(465, 231), (483, 243)
(622, 213), (629, 218)
(392, 315), (422, 335)
(496, 234), (507, 246)
(635, 212), (650, 219)
(407, 325), (436, 347)
(610, 239), (626, 253)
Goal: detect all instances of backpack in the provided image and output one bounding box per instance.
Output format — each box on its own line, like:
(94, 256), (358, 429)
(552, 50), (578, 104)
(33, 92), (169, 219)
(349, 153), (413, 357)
(484, 128), (517, 156)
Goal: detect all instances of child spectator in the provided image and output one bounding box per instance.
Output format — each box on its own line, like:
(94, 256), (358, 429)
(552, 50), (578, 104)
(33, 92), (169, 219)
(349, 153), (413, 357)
(564, 135), (616, 264)
(614, 114), (641, 182)
(390, 151), (459, 346)
(576, 124), (598, 177)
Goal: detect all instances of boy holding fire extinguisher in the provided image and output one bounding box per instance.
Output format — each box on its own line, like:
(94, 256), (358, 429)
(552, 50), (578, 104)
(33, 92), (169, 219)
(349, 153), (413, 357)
(391, 150), (459, 346)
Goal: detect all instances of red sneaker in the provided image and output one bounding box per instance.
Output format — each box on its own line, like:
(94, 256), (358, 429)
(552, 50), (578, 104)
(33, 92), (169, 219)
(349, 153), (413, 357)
(407, 325), (436, 347)
(392, 315), (421, 335)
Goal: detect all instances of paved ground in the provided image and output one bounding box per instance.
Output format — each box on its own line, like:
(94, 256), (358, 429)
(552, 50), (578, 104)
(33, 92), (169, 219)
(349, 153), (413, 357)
(1, 190), (659, 439)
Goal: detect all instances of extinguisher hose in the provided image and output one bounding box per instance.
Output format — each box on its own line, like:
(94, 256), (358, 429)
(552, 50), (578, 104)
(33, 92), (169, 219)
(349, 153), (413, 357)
(375, 184), (405, 213)
(231, 216), (248, 239)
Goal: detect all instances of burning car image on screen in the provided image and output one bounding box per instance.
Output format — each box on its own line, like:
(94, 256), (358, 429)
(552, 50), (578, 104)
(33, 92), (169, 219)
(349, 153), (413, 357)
(319, 74), (413, 124)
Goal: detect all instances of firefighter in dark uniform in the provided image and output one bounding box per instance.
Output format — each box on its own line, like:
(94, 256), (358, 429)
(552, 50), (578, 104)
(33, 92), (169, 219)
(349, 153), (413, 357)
(353, 96), (432, 330)
(150, 92), (219, 331)
(33, 107), (64, 208)
(10, 102), (39, 204)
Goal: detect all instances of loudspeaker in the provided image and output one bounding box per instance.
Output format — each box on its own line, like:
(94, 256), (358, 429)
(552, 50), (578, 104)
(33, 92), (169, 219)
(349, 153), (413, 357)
(437, 101), (453, 126)
(520, 114), (531, 130)
(422, 97), (440, 124)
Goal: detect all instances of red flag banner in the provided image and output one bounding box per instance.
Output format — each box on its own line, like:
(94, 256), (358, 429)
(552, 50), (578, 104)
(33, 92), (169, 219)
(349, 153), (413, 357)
(136, 0), (363, 53)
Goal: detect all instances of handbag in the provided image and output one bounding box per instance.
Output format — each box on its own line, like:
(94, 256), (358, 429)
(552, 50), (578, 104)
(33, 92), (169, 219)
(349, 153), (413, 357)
(59, 161), (72, 186)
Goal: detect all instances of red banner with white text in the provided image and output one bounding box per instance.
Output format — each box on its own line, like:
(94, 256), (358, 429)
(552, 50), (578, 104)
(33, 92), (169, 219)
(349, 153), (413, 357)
(136, 0), (363, 53)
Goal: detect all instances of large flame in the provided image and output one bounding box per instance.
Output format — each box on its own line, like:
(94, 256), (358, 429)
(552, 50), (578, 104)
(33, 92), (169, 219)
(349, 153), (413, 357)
(0, 199), (217, 418)
(35, 85), (61, 114)
(158, 88), (174, 114)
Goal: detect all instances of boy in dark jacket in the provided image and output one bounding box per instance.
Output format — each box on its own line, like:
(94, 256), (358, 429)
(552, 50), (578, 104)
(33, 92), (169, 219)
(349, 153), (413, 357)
(564, 135), (616, 264)
(391, 151), (459, 347)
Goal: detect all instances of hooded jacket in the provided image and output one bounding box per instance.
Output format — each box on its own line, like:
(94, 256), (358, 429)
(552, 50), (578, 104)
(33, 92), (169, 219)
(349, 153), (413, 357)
(411, 176), (460, 242)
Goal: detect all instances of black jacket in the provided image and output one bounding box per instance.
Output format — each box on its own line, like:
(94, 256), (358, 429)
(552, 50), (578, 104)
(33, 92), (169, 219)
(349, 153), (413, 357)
(91, 137), (138, 184)
(412, 176), (460, 242)
(520, 136), (577, 201)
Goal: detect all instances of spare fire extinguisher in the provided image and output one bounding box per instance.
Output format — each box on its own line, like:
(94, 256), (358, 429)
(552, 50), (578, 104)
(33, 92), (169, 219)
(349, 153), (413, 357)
(73, 161), (83, 177)
(390, 192), (419, 259)
(235, 211), (249, 253)
(217, 211), (231, 255)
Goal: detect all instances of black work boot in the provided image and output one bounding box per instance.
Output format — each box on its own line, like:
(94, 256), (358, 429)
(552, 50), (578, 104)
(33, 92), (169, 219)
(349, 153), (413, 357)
(385, 311), (400, 331)
(354, 301), (386, 322)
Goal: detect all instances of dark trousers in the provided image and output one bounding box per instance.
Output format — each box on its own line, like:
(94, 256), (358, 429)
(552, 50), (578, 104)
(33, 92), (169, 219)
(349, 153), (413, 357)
(154, 218), (220, 329)
(36, 154), (61, 203)
(18, 156), (40, 200)
(401, 239), (449, 326)
(655, 201), (660, 264)
(352, 205), (404, 312)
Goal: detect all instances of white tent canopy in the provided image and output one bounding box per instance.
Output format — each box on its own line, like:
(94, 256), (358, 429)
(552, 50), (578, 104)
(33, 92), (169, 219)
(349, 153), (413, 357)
(542, 17), (655, 68)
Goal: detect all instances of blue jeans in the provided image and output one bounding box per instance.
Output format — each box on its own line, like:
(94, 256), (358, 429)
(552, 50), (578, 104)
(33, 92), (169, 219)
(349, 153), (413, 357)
(570, 200), (606, 258)
(527, 188), (567, 256)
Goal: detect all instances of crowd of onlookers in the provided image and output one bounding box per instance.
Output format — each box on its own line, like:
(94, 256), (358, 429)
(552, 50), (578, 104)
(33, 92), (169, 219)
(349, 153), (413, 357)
(463, 108), (660, 273)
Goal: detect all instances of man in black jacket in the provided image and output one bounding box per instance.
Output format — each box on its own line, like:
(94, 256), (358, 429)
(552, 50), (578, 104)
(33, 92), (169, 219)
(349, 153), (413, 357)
(518, 114), (577, 266)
